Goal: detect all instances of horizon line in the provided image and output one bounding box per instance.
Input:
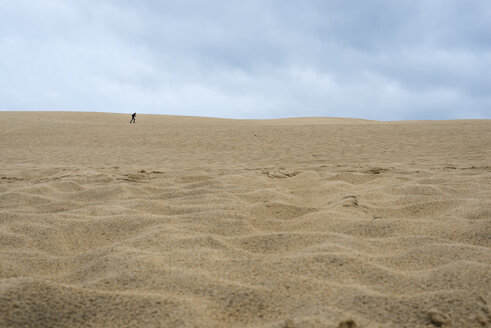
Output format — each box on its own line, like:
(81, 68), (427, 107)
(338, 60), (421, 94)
(1, 109), (490, 122)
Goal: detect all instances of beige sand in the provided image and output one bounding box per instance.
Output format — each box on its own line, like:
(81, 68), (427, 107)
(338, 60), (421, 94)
(0, 111), (490, 327)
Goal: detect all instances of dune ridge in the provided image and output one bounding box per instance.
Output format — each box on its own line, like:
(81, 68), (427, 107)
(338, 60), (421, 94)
(0, 112), (490, 327)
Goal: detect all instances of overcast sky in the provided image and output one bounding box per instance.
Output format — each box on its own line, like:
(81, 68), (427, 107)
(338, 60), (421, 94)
(1, 0), (490, 120)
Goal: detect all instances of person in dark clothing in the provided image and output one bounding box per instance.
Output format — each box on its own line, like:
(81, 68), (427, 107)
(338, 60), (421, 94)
(130, 113), (136, 124)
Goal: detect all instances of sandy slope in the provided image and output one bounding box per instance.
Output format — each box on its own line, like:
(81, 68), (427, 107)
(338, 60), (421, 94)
(0, 111), (490, 327)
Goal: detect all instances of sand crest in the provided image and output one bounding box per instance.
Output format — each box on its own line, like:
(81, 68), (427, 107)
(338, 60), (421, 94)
(0, 112), (490, 327)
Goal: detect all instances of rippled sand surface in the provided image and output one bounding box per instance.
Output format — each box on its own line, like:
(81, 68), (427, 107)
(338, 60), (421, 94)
(0, 112), (490, 327)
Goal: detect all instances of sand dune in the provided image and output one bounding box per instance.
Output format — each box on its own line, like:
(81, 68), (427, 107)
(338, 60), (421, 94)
(0, 111), (490, 327)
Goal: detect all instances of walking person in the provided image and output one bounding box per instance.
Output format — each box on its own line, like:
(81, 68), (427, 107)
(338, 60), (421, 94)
(130, 113), (136, 124)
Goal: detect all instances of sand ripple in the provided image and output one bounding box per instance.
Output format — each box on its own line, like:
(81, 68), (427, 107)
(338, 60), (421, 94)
(0, 112), (490, 327)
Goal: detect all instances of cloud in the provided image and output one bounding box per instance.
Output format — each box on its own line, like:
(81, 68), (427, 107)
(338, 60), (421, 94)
(1, 0), (490, 119)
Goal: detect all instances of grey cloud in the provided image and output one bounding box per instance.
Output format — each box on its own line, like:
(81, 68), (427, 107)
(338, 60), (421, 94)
(0, 0), (490, 119)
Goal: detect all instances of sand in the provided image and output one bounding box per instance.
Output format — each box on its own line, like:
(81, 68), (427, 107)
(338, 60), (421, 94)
(0, 111), (490, 327)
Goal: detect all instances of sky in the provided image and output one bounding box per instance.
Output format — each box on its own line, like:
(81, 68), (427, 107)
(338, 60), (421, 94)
(1, 0), (490, 120)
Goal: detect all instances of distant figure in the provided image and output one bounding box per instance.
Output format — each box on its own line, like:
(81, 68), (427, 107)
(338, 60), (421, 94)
(130, 113), (136, 124)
